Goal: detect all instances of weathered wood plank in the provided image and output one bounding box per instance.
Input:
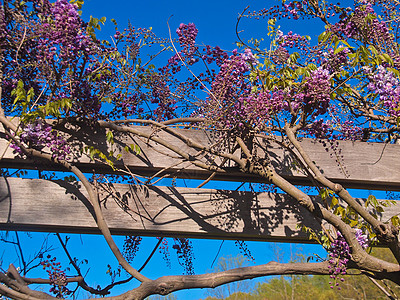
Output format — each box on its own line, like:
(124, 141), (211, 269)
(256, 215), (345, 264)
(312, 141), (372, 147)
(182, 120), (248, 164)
(0, 177), (317, 241)
(0, 177), (398, 241)
(1, 120), (399, 190)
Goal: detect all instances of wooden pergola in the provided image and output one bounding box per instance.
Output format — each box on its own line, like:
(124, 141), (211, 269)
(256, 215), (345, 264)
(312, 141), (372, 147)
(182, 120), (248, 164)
(0, 123), (399, 242)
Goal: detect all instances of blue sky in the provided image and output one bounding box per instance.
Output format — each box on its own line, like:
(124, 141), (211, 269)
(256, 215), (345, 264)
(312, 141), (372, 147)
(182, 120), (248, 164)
(82, 0), (270, 49)
(80, 0), (325, 51)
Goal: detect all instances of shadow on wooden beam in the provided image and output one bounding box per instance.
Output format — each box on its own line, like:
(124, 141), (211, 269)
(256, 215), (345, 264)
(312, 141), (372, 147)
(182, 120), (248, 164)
(1, 177), (398, 242)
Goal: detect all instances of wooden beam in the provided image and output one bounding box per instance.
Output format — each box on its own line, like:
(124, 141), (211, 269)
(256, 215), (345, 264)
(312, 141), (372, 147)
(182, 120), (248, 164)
(0, 177), (398, 242)
(1, 120), (399, 190)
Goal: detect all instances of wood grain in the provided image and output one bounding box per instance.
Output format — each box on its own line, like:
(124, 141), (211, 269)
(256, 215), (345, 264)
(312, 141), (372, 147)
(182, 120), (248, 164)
(0, 177), (398, 241)
(1, 119), (399, 190)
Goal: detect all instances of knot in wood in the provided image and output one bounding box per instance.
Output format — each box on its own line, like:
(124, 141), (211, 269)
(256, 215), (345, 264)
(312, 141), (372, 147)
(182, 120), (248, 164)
(376, 223), (399, 244)
(156, 282), (173, 295)
(333, 184), (343, 193)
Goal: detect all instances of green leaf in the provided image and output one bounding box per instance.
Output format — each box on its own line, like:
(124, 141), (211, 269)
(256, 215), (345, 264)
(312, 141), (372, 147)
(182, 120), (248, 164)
(330, 196), (339, 208)
(26, 87), (34, 103)
(368, 45), (378, 56)
(381, 53), (393, 65)
(130, 144), (141, 155)
(350, 220), (358, 227)
(391, 216), (400, 227)
(69, 0), (84, 9)
(333, 47), (346, 55)
(320, 189), (328, 200)
(367, 195), (378, 207)
(106, 131), (114, 145)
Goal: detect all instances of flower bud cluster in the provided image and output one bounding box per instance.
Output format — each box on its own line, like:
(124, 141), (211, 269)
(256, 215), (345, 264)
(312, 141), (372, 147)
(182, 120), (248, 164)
(123, 236), (142, 263)
(157, 237), (171, 268)
(254, 1), (309, 21)
(172, 238), (195, 275)
(282, 1), (304, 20)
(41, 255), (71, 298)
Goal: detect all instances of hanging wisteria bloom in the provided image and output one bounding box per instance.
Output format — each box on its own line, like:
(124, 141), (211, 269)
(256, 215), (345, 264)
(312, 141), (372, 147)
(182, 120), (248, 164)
(176, 23), (198, 56)
(10, 121), (71, 160)
(291, 67), (332, 118)
(328, 229), (368, 289)
(364, 65), (400, 117)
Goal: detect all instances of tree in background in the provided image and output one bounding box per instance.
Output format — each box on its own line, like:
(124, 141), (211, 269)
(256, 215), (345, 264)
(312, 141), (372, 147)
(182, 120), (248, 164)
(203, 248), (399, 299)
(203, 254), (254, 299)
(0, 0), (400, 299)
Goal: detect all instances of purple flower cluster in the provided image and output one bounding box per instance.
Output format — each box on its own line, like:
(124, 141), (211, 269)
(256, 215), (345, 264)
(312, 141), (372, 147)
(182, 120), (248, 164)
(307, 119), (333, 139)
(164, 23), (201, 74)
(242, 90), (285, 129)
(202, 50), (253, 129)
(148, 74), (176, 121)
(202, 45), (229, 67)
(301, 67), (331, 117)
(121, 94), (140, 117)
(355, 229), (369, 249)
(277, 31), (309, 50)
(241, 48), (259, 66)
(0, 5), (6, 49)
(70, 80), (102, 117)
(364, 65), (400, 117)
(322, 48), (350, 73)
(337, 120), (363, 140)
(176, 23), (198, 56)
(210, 50), (251, 102)
(272, 46), (290, 64)
(328, 229), (368, 289)
(10, 121), (70, 160)
(37, 0), (94, 65)
(330, 3), (391, 45)
(2, 0), (117, 118)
